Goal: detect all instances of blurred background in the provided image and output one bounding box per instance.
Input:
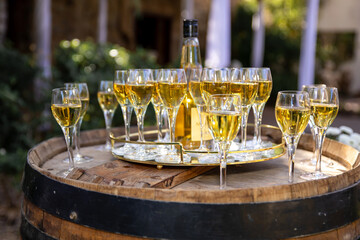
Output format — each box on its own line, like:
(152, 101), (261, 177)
(1, 0), (360, 238)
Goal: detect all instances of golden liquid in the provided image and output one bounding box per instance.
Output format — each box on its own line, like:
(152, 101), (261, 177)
(275, 106), (310, 136)
(207, 111), (242, 142)
(158, 82), (187, 108)
(189, 81), (205, 106)
(254, 80), (272, 104)
(202, 81), (231, 103)
(230, 82), (258, 106)
(97, 92), (119, 111)
(310, 103), (338, 128)
(80, 98), (89, 118)
(177, 40), (202, 148)
(125, 84), (154, 107)
(113, 83), (129, 105)
(51, 104), (81, 127)
(152, 83), (163, 107)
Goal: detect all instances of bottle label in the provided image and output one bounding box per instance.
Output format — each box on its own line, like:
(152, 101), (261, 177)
(175, 105), (185, 137)
(191, 108), (212, 141)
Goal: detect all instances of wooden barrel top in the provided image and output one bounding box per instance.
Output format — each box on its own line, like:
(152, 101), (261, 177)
(22, 126), (360, 239)
(27, 127), (360, 203)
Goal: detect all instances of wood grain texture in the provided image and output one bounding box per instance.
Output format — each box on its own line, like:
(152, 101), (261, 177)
(28, 128), (359, 203)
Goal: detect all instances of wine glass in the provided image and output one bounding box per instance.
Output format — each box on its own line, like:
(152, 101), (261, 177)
(206, 94), (242, 189)
(300, 87), (339, 180)
(125, 69), (156, 160)
(97, 80), (119, 151)
(275, 91), (311, 183)
(151, 69), (165, 142)
(189, 68), (211, 151)
(157, 69), (187, 163)
(301, 84), (326, 165)
(201, 68), (231, 104)
(251, 68), (272, 148)
(230, 68), (259, 149)
(64, 83), (93, 163)
(51, 87), (81, 177)
(113, 70), (133, 155)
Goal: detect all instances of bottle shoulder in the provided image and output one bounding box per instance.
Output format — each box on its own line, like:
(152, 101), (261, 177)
(183, 37), (200, 46)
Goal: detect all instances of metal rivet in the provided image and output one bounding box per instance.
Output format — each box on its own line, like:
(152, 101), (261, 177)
(69, 211), (78, 220)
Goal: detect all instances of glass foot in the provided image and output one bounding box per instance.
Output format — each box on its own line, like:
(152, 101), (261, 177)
(300, 171), (329, 180)
(63, 154), (93, 164)
(57, 168), (73, 178)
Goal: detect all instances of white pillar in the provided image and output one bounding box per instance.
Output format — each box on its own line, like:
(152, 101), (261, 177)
(205, 0), (231, 68)
(34, 0), (52, 99)
(251, 0), (265, 67)
(298, 0), (320, 89)
(182, 0), (194, 20)
(98, 0), (108, 44)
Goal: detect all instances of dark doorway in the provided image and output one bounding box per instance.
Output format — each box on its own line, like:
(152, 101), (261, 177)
(135, 14), (171, 65)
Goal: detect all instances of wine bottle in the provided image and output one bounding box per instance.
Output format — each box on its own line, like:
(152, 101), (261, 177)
(175, 19), (203, 150)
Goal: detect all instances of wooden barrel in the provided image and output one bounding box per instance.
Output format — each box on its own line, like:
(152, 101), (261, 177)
(21, 127), (360, 240)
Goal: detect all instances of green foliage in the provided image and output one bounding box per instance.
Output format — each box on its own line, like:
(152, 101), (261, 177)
(232, 0), (306, 102)
(52, 39), (159, 131)
(0, 46), (39, 174)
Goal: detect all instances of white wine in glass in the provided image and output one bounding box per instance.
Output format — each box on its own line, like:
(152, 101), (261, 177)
(157, 69), (187, 163)
(97, 80), (119, 150)
(125, 69), (155, 161)
(300, 87), (339, 180)
(275, 91), (310, 183)
(231, 68), (259, 149)
(113, 70), (133, 156)
(206, 94), (242, 189)
(301, 84), (326, 166)
(64, 83), (92, 163)
(252, 68), (272, 147)
(51, 87), (81, 177)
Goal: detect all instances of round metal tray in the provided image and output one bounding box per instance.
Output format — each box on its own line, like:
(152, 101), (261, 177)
(110, 124), (285, 167)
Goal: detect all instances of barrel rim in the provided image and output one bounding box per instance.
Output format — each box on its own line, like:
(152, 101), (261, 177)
(26, 129), (360, 204)
(21, 160), (360, 239)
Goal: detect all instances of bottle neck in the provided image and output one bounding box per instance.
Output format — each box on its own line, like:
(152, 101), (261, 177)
(181, 37), (202, 69)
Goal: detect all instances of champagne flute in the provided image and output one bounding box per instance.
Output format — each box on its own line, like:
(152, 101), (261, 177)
(300, 87), (339, 180)
(275, 91), (311, 183)
(64, 83), (93, 163)
(252, 68), (272, 148)
(230, 68), (259, 149)
(151, 69), (165, 142)
(157, 69), (187, 163)
(113, 70), (133, 155)
(51, 87), (81, 177)
(206, 94), (242, 189)
(97, 80), (119, 151)
(125, 69), (155, 160)
(189, 68), (211, 151)
(301, 84), (326, 165)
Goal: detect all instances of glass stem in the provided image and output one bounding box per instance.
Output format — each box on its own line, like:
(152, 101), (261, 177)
(285, 136), (297, 183)
(252, 103), (265, 146)
(103, 110), (114, 148)
(154, 106), (163, 142)
(121, 105), (133, 141)
(62, 126), (75, 170)
(167, 107), (179, 143)
(315, 128), (326, 174)
(134, 106), (147, 142)
(74, 117), (83, 158)
(197, 105), (205, 149)
(240, 106), (251, 149)
(218, 142), (229, 189)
